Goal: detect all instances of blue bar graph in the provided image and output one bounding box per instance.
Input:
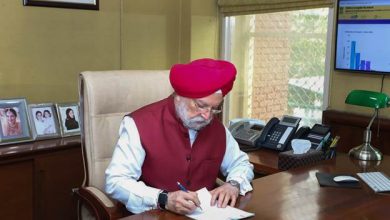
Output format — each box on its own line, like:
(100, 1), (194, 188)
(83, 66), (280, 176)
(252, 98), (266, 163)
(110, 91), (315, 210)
(349, 41), (371, 70)
(355, 53), (361, 70)
(366, 61), (371, 70)
(350, 41), (356, 69)
(360, 60), (365, 70)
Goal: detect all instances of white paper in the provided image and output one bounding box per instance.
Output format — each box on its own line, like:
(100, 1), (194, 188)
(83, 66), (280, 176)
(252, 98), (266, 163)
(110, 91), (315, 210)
(186, 188), (254, 220)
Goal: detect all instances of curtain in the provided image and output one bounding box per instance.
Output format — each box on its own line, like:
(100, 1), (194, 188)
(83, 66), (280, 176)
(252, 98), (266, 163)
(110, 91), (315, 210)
(218, 0), (335, 16)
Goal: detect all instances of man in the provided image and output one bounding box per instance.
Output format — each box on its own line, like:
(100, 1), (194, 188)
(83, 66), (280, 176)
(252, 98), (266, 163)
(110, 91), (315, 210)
(105, 58), (254, 215)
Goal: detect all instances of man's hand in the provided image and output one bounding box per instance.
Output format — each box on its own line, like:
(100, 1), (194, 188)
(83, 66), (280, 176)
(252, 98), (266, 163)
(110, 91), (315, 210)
(165, 190), (201, 215)
(210, 182), (239, 208)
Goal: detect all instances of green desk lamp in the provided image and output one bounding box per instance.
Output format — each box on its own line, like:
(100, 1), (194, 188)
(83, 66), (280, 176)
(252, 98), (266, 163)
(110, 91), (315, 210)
(345, 90), (390, 161)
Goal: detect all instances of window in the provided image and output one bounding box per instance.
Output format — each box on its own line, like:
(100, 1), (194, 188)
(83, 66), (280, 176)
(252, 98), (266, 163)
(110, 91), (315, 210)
(223, 8), (332, 127)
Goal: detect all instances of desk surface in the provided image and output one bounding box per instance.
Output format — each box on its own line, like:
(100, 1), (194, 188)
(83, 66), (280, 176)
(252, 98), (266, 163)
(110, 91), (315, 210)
(247, 148), (279, 174)
(120, 153), (390, 220)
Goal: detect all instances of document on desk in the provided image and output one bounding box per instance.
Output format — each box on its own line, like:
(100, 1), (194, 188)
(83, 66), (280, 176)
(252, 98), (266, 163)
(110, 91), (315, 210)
(186, 188), (254, 220)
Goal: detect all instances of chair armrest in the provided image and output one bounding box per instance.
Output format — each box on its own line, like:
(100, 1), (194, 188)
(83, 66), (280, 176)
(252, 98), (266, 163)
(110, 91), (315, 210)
(73, 186), (131, 220)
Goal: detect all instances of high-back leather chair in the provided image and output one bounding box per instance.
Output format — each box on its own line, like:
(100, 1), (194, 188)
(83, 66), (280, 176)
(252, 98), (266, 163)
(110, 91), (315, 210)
(76, 70), (173, 220)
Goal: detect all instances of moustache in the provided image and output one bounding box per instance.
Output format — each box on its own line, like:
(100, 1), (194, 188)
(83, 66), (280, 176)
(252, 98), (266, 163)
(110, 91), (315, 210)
(189, 116), (206, 122)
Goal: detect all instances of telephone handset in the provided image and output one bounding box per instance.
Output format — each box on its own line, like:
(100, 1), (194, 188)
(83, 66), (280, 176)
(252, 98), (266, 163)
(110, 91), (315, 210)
(294, 126), (311, 139)
(255, 115), (301, 151)
(229, 119), (265, 148)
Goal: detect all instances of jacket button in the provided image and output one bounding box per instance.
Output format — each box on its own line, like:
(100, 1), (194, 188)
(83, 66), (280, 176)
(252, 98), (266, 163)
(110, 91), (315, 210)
(186, 155), (191, 161)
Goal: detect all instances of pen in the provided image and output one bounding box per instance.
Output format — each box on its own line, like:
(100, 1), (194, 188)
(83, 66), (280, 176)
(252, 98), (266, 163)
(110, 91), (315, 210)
(177, 181), (203, 210)
(330, 136), (340, 148)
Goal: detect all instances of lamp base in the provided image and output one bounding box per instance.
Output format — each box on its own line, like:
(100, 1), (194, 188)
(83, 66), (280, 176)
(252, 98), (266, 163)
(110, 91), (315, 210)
(349, 144), (382, 161)
(348, 128), (383, 161)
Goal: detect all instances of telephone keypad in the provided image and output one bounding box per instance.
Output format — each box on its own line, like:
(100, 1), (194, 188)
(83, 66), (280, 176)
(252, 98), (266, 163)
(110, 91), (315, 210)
(270, 131), (282, 142)
(268, 125), (286, 144)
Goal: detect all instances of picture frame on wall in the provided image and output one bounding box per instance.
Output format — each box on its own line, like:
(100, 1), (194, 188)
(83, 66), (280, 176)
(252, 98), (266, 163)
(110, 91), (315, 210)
(28, 103), (61, 140)
(0, 98), (32, 145)
(56, 103), (81, 137)
(23, 0), (99, 10)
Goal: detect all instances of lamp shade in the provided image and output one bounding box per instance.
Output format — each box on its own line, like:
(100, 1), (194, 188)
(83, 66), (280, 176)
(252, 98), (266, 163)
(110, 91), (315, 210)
(345, 90), (390, 109)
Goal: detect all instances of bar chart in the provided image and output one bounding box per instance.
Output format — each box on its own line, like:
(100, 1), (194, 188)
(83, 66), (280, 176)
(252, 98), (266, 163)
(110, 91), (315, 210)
(349, 41), (371, 71)
(335, 23), (390, 72)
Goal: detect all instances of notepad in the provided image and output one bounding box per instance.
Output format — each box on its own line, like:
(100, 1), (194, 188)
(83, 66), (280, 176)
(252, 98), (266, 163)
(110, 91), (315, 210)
(186, 188), (254, 220)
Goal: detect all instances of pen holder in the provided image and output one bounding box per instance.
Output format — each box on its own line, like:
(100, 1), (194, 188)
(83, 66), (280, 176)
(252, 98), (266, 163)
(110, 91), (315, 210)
(278, 149), (324, 171)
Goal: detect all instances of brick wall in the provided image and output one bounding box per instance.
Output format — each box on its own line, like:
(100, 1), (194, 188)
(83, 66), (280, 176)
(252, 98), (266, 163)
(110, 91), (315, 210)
(251, 13), (292, 121)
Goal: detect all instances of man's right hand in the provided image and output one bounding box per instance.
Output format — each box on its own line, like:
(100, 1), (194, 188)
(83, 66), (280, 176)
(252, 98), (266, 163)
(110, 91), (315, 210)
(165, 190), (201, 215)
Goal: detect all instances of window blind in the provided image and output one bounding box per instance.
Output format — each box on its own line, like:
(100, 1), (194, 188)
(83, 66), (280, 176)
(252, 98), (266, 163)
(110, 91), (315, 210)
(218, 0), (335, 16)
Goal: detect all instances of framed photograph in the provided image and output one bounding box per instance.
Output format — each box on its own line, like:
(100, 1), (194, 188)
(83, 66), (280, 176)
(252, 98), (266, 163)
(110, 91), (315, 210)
(0, 98), (32, 145)
(23, 0), (99, 10)
(56, 103), (81, 137)
(28, 103), (61, 140)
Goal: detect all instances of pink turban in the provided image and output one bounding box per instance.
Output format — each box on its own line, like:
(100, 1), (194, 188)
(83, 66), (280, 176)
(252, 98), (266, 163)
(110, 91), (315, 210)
(169, 58), (237, 98)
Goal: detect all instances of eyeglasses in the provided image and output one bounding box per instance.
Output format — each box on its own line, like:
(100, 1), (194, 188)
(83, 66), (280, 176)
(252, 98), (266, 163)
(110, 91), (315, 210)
(191, 99), (223, 114)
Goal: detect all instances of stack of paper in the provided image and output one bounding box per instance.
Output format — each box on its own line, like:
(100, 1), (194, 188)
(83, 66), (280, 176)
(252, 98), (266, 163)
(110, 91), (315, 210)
(186, 188), (254, 220)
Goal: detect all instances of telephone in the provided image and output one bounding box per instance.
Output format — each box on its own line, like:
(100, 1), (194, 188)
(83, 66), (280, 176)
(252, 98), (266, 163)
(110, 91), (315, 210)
(293, 124), (331, 150)
(255, 115), (301, 151)
(228, 118), (265, 148)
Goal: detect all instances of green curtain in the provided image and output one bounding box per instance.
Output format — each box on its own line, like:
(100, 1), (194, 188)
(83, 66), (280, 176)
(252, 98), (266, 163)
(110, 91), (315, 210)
(218, 0), (335, 16)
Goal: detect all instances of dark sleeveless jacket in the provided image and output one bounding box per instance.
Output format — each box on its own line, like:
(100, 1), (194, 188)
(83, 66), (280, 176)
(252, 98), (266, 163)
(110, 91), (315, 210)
(130, 95), (226, 191)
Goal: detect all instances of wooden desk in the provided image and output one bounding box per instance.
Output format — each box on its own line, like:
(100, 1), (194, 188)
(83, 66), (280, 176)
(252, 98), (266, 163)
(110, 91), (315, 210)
(247, 148), (279, 175)
(119, 153), (390, 220)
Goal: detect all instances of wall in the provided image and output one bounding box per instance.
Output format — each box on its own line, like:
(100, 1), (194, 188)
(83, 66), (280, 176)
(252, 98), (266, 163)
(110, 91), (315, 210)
(251, 13), (291, 121)
(5, 0), (388, 119)
(121, 0), (188, 69)
(0, 0), (219, 104)
(190, 0), (219, 60)
(0, 0), (120, 103)
(329, 70), (390, 117)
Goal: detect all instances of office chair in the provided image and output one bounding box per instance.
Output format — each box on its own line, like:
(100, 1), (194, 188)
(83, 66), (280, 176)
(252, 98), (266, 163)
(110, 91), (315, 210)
(75, 70), (173, 220)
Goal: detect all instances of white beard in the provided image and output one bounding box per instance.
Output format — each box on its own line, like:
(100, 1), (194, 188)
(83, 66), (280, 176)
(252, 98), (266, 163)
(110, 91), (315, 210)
(175, 100), (212, 130)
